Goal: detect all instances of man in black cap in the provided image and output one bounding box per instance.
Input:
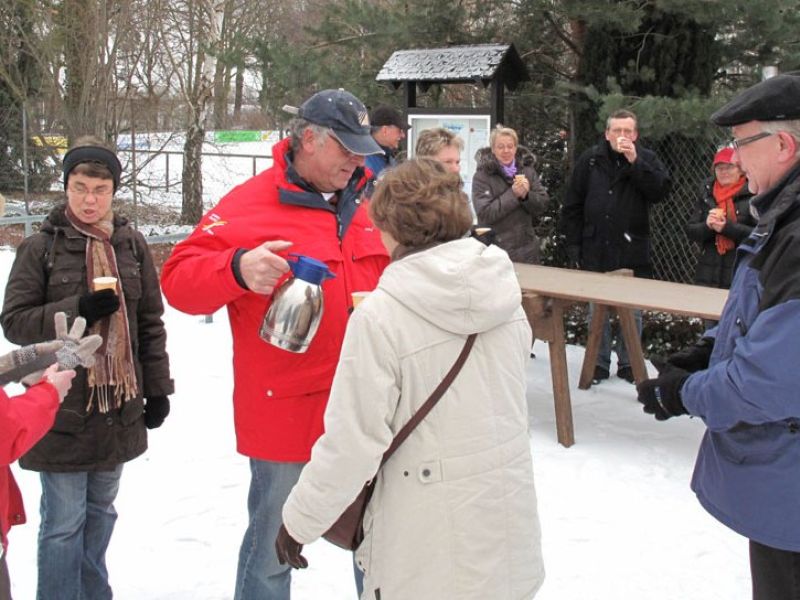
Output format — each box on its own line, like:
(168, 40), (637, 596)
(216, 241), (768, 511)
(365, 104), (410, 176)
(636, 73), (800, 600)
(161, 89), (390, 600)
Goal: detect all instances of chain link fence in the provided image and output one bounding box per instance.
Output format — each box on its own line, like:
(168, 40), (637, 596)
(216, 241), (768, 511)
(649, 131), (730, 284)
(533, 130), (731, 286)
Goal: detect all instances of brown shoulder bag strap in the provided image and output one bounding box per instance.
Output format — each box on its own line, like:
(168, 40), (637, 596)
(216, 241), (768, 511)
(379, 333), (477, 468)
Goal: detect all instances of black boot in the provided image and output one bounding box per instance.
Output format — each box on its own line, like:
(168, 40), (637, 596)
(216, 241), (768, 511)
(592, 366), (610, 385)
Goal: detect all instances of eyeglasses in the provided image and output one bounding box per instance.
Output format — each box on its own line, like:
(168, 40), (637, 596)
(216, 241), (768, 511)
(67, 185), (113, 199)
(731, 131), (773, 152)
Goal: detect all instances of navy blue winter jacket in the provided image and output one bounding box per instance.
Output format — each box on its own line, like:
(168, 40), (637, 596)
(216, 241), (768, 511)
(682, 162), (800, 552)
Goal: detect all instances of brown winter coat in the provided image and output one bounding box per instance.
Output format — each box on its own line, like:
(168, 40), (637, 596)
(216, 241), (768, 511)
(471, 146), (549, 263)
(0, 205), (173, 472)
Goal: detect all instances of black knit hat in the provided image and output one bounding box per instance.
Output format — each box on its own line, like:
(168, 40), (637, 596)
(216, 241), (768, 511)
(62, 145), (122, 191)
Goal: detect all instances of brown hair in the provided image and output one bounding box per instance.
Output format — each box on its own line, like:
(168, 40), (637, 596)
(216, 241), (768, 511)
(369, 158), (472, 249)
(605, 109), (638, 130)
(415, 128), (464, 157)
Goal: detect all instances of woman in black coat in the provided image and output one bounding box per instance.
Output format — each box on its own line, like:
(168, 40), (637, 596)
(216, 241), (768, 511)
(686, 147), (755, 291)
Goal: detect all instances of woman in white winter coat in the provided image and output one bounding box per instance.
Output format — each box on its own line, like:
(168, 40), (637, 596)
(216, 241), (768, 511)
(276, 158), (544, 599)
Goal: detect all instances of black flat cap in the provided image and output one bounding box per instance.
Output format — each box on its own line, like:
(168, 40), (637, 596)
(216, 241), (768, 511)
(712, 73), (800, 127)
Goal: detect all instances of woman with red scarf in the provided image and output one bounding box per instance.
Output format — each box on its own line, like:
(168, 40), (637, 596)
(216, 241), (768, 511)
(686, 147), (756, 304)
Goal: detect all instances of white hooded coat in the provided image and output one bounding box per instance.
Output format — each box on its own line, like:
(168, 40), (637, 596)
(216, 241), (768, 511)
(283, 237), (544, 599)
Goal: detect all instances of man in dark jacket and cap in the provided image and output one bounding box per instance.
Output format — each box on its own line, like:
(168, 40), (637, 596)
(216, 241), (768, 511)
(561, 109), (671, 384)
(364, 105), (409, 176)
(637, 72), (800, 600)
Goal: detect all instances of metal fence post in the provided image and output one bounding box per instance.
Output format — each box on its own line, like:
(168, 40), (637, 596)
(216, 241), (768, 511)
(22, 103), (30, 216)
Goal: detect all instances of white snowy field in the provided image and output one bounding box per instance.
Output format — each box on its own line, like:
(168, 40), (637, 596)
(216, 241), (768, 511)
(0, 247), (751, 600)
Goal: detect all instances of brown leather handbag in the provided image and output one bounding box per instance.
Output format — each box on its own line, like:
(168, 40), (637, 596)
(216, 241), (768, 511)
(322, 333), (478, 550)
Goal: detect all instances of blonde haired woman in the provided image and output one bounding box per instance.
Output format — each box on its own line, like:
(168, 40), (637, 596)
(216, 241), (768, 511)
(472, 125), (548, 263)
(415, 127), (464, 174)
(277, 158), (544, 599)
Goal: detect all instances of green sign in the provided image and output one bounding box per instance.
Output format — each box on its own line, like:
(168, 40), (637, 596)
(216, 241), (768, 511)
(214, 130), (262, 143)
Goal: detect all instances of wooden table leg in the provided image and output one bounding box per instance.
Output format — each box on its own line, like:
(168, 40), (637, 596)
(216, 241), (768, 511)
(579, 303), (608, 389)
(548, 301), (574, 447)
(521, 293), (575, 447)
(617, 307), (648, 384)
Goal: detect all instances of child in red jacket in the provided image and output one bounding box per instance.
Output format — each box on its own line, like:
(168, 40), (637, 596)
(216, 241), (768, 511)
(1, 363), (74, 599)
(0, 312), (100, 599)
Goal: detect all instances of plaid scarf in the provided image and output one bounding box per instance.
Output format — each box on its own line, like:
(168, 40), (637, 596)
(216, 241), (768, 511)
(65, 207), (138, 412)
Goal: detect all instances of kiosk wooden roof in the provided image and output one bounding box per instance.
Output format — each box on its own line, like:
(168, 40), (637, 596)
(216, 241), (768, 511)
(376, 43), (529, 125)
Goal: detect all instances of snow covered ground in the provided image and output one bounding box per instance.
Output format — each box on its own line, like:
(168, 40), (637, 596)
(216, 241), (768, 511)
(0, 245), (752, 600)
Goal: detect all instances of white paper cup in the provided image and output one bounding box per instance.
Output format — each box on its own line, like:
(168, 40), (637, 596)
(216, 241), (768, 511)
(351, 291), (370, 308)
(93, 276), (118, 292)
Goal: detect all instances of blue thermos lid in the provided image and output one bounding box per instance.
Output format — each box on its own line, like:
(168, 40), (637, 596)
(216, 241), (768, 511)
(287, 254), (336, 284)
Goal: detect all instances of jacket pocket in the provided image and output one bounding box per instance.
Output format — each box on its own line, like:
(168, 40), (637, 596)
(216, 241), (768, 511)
(120, 270), (143, 300)
(712, 422), (797, 465)
(51, 399), (88, 433)
(120, 395), (144, 426)
(47, 269), (85, 303)
(621, 235), (650, 266)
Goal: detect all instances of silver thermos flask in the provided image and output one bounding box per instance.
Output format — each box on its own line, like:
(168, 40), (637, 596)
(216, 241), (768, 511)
(259, 254), (336, 353)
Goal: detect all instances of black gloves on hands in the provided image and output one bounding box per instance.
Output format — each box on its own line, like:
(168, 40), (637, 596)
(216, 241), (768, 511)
(78, 289), (120, 327)
(470, 226), (496, 246)
(640, 337), (711, 420)
(636, 363), (690, 421)
(275, 524), (308, 569)
(144, 396), (170, 429)
(664, 336), (715, 373)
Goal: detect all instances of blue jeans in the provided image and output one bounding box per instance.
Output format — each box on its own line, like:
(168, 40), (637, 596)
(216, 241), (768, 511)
(37, 466), (123, 600)
(235, 459), (304, 600)
(1, 550), (10, 600)
(588, 304), (643, 371)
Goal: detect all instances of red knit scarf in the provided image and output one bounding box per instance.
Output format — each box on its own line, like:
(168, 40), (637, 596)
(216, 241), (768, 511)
(712, 176), (746, 255)
(65, 207), (138, 412)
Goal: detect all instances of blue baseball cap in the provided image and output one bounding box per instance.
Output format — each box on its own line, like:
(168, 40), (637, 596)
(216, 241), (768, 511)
(283, 89), (382, 156)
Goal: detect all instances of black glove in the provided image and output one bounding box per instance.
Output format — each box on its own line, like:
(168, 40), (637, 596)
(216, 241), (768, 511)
(275, 524), (308, 569)
(470, 226), (496, 246)
(566, 245), (581, 269)
(665, 336), (715, 373)
(636, 363), (690, 421)
(78, 289), (120, 327)
(144, 395), (170, 429)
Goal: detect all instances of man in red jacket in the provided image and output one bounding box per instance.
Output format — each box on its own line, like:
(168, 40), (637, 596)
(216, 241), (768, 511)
(161, 89), (389, 600)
